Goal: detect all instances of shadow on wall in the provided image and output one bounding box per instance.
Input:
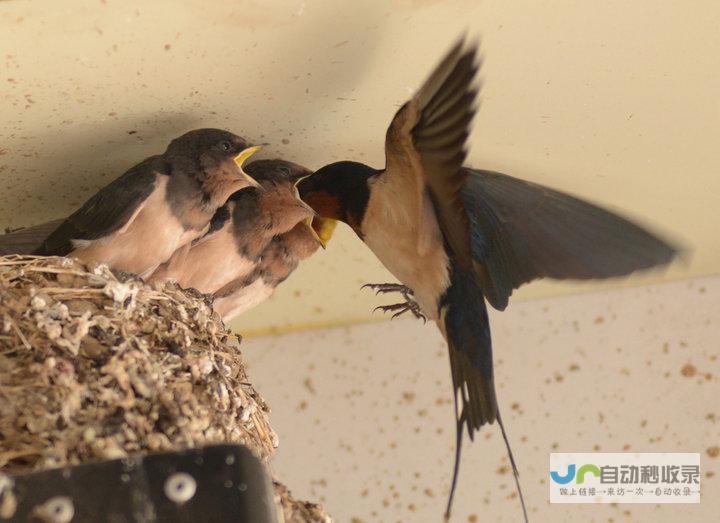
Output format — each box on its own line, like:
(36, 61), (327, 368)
(2, 113), (202, 227)
(2, 1), (389, 228)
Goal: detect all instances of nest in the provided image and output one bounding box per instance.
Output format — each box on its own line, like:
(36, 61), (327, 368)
(0, 255), (329, 522)
(273, 482), (331, 523)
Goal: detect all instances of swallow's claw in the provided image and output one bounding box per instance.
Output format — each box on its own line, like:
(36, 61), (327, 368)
(365, 282), (425, 321)
(373, 302), (408, 315)
(372, 298), (427, 323)
(407, 301), (427, 323)
(361, 282), (415, 296)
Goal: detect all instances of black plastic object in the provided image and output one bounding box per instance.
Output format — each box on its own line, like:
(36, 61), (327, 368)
(0, 444), (277, 522)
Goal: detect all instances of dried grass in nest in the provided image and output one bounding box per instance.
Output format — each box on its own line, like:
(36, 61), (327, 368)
(274, 482), (331, 523)
(0, 255), (330, 522)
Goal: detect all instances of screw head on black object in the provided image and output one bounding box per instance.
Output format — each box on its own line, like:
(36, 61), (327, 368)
(164, 473), (197, 504)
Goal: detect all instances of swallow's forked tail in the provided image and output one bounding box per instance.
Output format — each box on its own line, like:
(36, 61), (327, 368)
(441, 263), (528, 521)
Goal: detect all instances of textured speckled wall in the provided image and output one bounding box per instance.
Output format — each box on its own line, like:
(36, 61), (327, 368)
(1, 1), (717, 334)
(243, 276), (720, 522)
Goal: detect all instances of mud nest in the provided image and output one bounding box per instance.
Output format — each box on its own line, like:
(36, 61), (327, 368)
(0, 255), (329, 522)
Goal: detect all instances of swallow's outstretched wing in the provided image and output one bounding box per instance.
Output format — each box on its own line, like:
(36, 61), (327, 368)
(384, 37), (479, 262)
(462, 168), (680, 311)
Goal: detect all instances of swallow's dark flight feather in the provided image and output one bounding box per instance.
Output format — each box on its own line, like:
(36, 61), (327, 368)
(299, 37), (679, 521)
(0, 219), (64, 256)
(30, 129), (260, 277)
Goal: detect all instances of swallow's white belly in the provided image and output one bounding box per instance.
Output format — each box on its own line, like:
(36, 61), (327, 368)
(361, 189), (450, 320)
(151, 224), (257, 293)
(214, 278), (273, 322)
(71, 176), (202, 277)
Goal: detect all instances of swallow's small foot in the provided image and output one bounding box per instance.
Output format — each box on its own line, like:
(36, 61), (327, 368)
(361, 282), (414, 296)
(403, 299), (427, 322)
(364, 282), (426, 322)
(373, 301), (427, 322)
(371, 297), (427, 323)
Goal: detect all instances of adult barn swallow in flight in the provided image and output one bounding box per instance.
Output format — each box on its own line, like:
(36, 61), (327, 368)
(32, 129), (261, 278)
(298, 37), (678, 520)
(150, 159), (331, 319)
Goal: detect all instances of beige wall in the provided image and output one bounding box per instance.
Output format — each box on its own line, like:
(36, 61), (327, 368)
(244, 275), (720, 522)
(1, 0), (718, 334)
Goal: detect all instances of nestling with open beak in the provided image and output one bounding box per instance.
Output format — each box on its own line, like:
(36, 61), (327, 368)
(31, 128), (260, 278)
(213, 216), (331, 322)
(150, 159), (333, 319)
(298, 37), (680, 521)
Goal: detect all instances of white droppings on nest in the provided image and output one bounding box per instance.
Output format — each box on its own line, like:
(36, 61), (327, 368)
(30, 295), (48, 309)
(215, 382), (231, 412)
(32, 301), (95, 357)
(102, 279), (139, 305)
(240, 402), (256, 423)
(189, 356), (214, 379)
(0, 255), (330, 522)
